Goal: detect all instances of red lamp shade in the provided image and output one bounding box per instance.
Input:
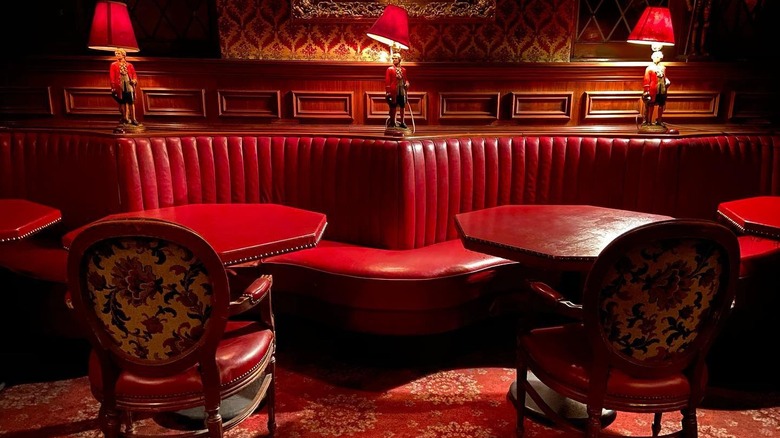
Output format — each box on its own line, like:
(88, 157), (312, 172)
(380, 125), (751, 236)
(366, 5), (410, 50)
(627, 6), (675, 47)
(88, 0), (139, 52)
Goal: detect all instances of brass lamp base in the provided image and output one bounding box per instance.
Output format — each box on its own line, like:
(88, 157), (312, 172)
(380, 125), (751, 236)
(113, 121), (146, 134)
(638, 122), (668, 134)
(385, 126), (412, 137)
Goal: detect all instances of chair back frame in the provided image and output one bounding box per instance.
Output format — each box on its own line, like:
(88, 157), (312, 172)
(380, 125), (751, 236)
(67, 217), (231, 379)
(582, 219), (740, 381)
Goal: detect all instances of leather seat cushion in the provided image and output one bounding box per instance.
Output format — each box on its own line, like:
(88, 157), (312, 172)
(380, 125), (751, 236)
(260, 239), (522, 311)
(89, 320), (273, 400)
(521, 324), (693, 405)
(263, 239), (515, 279)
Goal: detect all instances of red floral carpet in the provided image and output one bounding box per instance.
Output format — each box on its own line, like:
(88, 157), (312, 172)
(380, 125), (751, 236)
(1, 319), (779, 438)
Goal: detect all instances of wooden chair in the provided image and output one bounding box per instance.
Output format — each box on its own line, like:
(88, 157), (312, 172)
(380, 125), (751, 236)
(514, 219), (739, 438)
(66, 218), (276, 437)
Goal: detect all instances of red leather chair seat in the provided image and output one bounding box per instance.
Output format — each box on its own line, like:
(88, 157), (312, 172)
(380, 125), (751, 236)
(521, 324), (694, 405)
(88, 321), (273, 400)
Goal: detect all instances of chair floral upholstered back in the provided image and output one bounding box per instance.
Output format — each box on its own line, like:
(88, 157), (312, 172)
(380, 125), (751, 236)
(67, 218), (276, 438)
(515, 219), (739, 438)
(589, 227), (727, 368)
(87, 233), (213, 362)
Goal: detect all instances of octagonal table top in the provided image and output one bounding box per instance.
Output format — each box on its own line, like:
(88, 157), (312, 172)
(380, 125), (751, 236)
(455, 204), (672, 272)
(717, 196), (780, 240)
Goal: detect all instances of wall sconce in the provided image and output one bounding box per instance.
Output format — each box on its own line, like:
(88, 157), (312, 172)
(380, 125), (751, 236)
(88, 1), (144, 133)
(628, 6), (676, 134)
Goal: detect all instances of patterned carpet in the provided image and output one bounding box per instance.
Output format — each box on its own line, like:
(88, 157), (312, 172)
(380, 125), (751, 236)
(1, 317), (778, 438)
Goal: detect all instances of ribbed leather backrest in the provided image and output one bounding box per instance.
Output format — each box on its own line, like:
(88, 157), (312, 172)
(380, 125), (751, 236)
(0, 131), (120, 230)
(676, 135), (780, 219)
(403, 136), (681, 246)
(115, 136), (412, 249)
(3, 130), (777, 251)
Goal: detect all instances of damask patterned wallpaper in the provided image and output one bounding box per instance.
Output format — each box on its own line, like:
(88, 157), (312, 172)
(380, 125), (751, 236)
(216, 0), (575, 62)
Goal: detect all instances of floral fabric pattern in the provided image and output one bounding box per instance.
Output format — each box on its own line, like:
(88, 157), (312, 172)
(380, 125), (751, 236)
(598, 238), (724, 361)
(84, 237), (213, 361)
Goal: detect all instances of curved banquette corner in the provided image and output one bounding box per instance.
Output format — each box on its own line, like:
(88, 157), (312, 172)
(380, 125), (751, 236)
(1, 128), (779, 336)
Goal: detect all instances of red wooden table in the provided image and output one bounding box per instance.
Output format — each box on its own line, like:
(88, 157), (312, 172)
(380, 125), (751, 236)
(0, 199), (62, 242)
(717, 196), (780, 239)
(63, 203), (327, 265)
(455, 204), (673, 425)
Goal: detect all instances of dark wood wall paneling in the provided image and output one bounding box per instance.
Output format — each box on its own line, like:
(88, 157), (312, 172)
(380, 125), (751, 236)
(0, 57), (777, 131)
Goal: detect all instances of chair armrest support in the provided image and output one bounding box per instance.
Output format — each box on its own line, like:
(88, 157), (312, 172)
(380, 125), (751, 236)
(527, 280), (583, 320)
(230, 274), (273, 317)
(65, 290), (74, 310)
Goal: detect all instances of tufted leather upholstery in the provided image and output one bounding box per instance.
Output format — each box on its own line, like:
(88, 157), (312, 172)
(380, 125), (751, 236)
(112, 136), (692, 249)
(0, 131), (121, 230)
(676, 135), (780, 219)
(402, 136), (681, 244)
(1, 129), (779, 334)
(114, 136), (410, 250)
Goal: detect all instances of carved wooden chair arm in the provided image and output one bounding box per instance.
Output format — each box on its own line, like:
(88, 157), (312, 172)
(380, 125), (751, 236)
(229, 274), (273, 317)
(527, 280), (583, 321)
(64, 290), (74, 310)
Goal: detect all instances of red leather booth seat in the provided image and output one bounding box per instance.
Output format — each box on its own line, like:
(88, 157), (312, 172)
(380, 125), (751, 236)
(1, 129), (779, 335)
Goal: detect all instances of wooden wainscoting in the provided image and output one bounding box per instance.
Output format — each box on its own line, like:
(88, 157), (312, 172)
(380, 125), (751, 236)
(0, 57), (777, 132)
(0, 86), (53, 116)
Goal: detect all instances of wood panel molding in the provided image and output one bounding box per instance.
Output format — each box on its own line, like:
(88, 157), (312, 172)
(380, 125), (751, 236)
(1, 57), (777, 130)
(583, 90), (721, 123)
(510, 92), (572, 121)
(218, 90), (281, 118)
(63, 87), (118, 116)
(582, 91), (642, 122)
(439, 92), (500, 121)
(728, 91), (779, 123)
(0, 86), (53, 116)
(142, 88), (207, 118)
(292, 91), (354, 120)
(365, 92), (427, 124)
(663, 91), (720, 120)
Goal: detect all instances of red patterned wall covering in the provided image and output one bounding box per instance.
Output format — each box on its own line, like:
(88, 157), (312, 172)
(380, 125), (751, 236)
(216, 0), (575, 62)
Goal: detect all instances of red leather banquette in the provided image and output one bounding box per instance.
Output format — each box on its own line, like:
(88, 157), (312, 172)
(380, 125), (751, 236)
(1, 129), (778, 336)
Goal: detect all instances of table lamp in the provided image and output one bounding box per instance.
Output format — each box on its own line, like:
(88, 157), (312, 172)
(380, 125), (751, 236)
(367, 5), (413, 136)
(628, 6), (676, 134)
(88, 1), (143, 133)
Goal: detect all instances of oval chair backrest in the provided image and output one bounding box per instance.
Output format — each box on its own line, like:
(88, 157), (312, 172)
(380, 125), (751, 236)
(582, 219), (739, 377)
(67, 218), (230, 377)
